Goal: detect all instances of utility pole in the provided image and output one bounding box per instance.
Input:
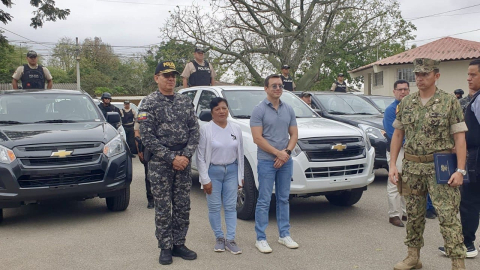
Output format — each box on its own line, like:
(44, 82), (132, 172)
(76, 37), (81, 91)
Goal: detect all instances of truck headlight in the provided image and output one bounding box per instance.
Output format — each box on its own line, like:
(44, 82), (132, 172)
(363, 135), (372, 150)
(0, 145), (16, 164)
(291, 144), (302, 157)
(358, 124), (385, 140)
(103, 134), (125, 158)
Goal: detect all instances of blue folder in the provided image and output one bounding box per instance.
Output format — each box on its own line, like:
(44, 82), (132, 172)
(433, 153), (469, 184)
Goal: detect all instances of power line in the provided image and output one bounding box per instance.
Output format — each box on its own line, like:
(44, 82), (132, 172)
(405, 4), (480, 21)
(0, 27), (54, 50)
(96, 0), (208, 7)
(406, 28), (480, 44)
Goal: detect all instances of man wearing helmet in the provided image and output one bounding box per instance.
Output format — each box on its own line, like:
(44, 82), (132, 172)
(98, 92), (122, 119)
(454, 89), (464, 99)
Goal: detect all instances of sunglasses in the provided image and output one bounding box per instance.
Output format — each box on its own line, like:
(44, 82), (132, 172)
(158, 73), (176, 79)
(270, 84), (284, 90)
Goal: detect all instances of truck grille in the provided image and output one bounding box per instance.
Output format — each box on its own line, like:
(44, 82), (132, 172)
(17, 170), (105, 188)
(299, 137), (366, 162)
(20, 154), (101, 166)
(18, 143), (100, 152)
(305, 164), (365, 179)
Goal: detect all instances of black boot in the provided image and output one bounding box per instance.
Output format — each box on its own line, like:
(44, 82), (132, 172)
(159, 249), (173, 265)
(147, 201), (154, 209)
(172, 245), (197, 260)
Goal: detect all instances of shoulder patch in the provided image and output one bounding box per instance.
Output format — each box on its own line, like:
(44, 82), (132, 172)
(138, 112), (147, 121)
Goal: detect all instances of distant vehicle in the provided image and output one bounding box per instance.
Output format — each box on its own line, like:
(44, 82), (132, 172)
(179, 86), (375, 220)
(0, 89), (132, 222)
(360, 95), (395, 113)
(295, 91), (388, 169)
(111, 102), (139, 113)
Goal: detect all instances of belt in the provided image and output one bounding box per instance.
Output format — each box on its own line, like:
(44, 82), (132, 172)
(166, 143), (188, 151)
(404, 150), (452, 163)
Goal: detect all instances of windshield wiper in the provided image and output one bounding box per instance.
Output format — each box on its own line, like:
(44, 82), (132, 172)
(233, 115), (251, 119)
(355, 112), (377, 115)
(0, 120), (23, 125)
(328, 111), (350, 115)
(34, 119), (78, 123)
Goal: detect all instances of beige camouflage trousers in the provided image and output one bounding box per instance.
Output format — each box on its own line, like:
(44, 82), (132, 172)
(402, 171), (466, 259)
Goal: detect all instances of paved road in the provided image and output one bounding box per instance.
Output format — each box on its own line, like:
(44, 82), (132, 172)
(1, 159), (479, 270)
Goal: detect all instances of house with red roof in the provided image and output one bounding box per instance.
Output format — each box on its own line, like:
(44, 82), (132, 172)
(349, 37), (480, 96)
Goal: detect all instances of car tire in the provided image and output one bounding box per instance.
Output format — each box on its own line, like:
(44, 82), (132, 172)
(106, 186), (130, 211)
(326, 188), (364, 207)
(236, 158), (257, 220)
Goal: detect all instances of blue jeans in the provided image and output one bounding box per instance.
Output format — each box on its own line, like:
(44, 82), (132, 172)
(255, 158), (293, 241)
(206, 161), (238, 240)
(427, 193), (434, 211)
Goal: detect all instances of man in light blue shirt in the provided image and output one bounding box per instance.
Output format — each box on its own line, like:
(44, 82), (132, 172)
(250, 74), (298, 253)
(383, 79), (409, 227)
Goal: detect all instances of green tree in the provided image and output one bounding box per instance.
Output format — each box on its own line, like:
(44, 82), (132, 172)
(47, 66), (69, 83)
(1, 0), (70, 29)
(163, 0), (416, 89)
(0, 33), (14, 82)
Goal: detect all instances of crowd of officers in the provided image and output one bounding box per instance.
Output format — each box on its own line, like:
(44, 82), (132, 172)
(10, 47), (480, 270)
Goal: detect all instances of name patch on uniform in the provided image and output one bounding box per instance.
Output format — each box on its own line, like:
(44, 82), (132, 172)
(138, 112), (147, 121)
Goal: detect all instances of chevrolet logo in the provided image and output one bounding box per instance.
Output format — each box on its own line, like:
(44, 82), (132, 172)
(331, 143), (347, 151)
(51, 150), (73, 158)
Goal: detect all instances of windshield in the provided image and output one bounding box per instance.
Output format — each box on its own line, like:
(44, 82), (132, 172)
(222, 90), (318, 119)
(314, 94), (381, 115)
(369, 96), (395, 113)
(0, 93), (102, 124)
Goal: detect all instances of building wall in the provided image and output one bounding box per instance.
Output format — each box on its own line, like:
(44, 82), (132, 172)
(352, 60), (471, 96)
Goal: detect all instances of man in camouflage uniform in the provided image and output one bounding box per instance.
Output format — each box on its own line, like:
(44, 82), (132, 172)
(139, 61), (200, 265)
(460, 94), (472, 114)
(389, 58), (468, 270)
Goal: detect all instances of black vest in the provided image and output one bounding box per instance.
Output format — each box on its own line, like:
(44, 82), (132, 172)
(21, 64), (45, 89)
(98, 103), (120, 118)
(334, 81), (347, 92)
(465, 90), (480, 149)
(188, 60), (211, 86)
(281, 75), (294, 91)
(122, 109), (135, 126)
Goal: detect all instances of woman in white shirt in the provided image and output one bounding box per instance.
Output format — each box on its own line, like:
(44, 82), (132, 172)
(196, 97), (244, 255)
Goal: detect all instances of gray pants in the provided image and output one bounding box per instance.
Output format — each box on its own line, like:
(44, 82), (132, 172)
(148, 159), (192, 249)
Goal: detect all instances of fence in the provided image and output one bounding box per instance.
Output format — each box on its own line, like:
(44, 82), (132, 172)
(0, 83), (79, 90)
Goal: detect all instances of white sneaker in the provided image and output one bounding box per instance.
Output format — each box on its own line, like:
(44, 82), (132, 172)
(278, 236), (299, 249)
(255, 240), (273, 253)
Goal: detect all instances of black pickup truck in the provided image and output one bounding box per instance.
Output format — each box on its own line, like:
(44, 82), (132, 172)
(0, 89), (132, 222)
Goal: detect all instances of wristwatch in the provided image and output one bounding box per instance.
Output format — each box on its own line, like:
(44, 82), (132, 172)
(456, 168), (467, 176)
(284, 149), (292, 155)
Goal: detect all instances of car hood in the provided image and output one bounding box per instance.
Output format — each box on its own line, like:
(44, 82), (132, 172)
(232, 118), (363, 139)
(336, 114), (384, 130)
(0, 122), (118, 149)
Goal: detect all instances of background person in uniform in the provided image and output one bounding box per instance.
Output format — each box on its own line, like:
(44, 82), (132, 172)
(300, 92), (313, 107)
(330, 73), (348, 92)
(139, 61), (199, 265)
(97, 92), (122, 120)
(121, 100), (137, 156)
(389, 58), (468, 270)
(250, 74), (299, 254)
(134, 113), (154, 209)
(280, 65), (295, 91)
(383, 79), (409, 227)
(454, 89), (464, 99)
(460, 92), (473, 114)
(12, 50), (53, 89)
(196, 97), (244, 255)
(182, 46), (216, 88)
(440, 59), (480, 259)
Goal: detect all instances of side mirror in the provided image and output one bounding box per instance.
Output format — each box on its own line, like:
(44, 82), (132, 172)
(314, 109), (324, 116)
(199, 110), (212, 122)
(106, 112), (121, 125)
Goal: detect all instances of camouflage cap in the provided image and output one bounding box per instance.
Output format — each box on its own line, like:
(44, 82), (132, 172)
(413, 58), (440, 73)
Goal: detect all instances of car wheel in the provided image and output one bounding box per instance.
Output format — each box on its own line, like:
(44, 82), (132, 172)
(236, 158), (258, 220)
(325, 188), (364, 206)
(106, 186), (130, 211)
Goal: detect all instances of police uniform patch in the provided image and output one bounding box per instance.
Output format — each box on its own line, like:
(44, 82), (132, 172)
(138, 112), (147, 121)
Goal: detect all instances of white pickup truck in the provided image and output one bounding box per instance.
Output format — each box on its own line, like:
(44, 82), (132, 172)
(179, 86), (375, 220)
